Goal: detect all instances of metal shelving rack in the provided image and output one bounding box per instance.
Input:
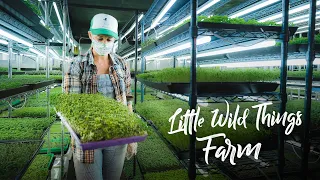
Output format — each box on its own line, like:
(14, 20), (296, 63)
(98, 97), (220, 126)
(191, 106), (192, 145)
(0, 0), (71, 179)
(133, 0), (319, 179)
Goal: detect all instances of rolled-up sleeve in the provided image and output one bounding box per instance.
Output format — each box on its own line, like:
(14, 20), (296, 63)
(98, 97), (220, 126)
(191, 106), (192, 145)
(64, 60), (82, 94)
(124, 61), (133, 104)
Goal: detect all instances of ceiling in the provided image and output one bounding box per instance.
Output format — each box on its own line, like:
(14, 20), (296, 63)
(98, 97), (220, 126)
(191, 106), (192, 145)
(68, 0), (154, 43)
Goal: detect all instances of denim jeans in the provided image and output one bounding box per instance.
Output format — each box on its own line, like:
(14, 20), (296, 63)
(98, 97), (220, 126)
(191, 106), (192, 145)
(73, 144), (127, 180)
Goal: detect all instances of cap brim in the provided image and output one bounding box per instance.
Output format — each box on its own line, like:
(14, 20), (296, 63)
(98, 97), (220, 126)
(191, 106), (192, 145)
(90, 28), (119, 40)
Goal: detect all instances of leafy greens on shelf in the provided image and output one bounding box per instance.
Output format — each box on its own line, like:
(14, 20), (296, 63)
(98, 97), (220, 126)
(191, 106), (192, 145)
(137, 67), (280, 83)
(55, 94), (147, 142)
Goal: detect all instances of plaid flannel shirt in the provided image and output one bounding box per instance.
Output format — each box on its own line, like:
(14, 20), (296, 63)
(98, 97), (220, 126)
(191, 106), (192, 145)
(63, 48), (133, 164)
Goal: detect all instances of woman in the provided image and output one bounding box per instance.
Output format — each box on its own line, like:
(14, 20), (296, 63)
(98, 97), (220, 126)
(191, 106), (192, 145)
(64, 13), (135, 180)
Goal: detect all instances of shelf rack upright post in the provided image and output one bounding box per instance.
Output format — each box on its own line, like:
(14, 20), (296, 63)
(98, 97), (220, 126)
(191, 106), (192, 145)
(46, 38), (51, 155)
(141, 18), (145, 103)
(189, 0), (198, 179)
(134, 10), (139, 105)
(8, 40), (13, 79)
(60, 0), (68, 178)
(134, 0), (320, 179)
(302, 0), (317, 178)
(278, 0), (290, 179)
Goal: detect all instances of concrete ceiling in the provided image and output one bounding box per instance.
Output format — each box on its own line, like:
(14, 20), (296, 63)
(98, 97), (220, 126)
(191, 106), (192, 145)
(68, 0), (153, 42)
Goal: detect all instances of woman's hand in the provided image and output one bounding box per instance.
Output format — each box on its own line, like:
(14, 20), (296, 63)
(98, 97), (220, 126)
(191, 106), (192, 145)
(126, 142), (137, 160)
(128, 102), (133, 113)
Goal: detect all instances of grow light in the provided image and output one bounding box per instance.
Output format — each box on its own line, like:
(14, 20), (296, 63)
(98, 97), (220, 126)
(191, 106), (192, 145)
(259, 1), (320, 22)
(158, 0), (221, 36)
(29, 48), (45, 57)
(296, 27), (320, 34)
(230, 0), (280, 18)
(149, 57), (172, 61)
(297, 22), (320, 30)
(49, 49), (60, 59)
(121, 14), (144, 41)
(200, 58), (320, 68)
(23, 54), (37, 58)
(53, 2), (63, 31)
(0, 39), (8, 45)
(0, 28), (33, 47)
(0, 51), (8, 55)
(145, 36), (211, 59)
(123, 48), (142, 58)
(198, 0), (221, 14)
(40, 20), (45, 27)
(177, 39), (276, 60)
(293, 15), (320, 24)
(151, 0), (176, 29)
(125, 56), (140, 61)
(276, 11), (320, 24)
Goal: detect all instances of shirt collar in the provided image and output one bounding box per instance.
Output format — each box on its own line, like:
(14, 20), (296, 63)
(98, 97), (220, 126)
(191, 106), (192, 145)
(87, 48), (118, 66)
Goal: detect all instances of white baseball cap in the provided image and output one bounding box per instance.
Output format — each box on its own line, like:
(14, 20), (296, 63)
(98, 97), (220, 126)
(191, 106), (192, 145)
(89, 13), (119, 39)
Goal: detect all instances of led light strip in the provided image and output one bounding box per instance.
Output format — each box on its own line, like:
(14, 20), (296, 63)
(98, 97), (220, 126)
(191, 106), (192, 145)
(125, 56), (141, 61)
(123, 48), (142, 58)
(177, 39), (276, 60)
(53, 2), (63, 31)
(296, 27), (320, 34)
(293, 15), (320, 24)
(230, 0), (280, 18)
(156, 0), (220, 36)
(297, 23), (320, 30)
(29, 48), (45, 57)
(53, 2), (76, 46)
(0, 28), (33, 47)
(0, 39), (8, 45)
(259, 1), (320, 22)
(0, 51), (8, 55)
(121, 14), (144, 41)
(277, 11), (320, 24)
(40, 20), (46, 26)
(200, 58), (320, 68)
(49, 49), (60, 59)
(151, 0), (176, 29)
(145, 36), (211, 59)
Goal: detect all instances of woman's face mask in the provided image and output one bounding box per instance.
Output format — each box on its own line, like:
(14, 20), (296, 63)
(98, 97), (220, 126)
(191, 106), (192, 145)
(91, 38), (114, 56)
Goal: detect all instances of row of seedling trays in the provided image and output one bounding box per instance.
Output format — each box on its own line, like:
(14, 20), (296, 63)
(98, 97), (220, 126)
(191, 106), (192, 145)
(0, 86), (71, 179)
(133, 68), (320, 179)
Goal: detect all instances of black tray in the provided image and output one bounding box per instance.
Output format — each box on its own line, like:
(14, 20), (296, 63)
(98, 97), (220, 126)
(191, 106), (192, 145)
(198, 22), (298, 37)
(26, 80), (55, 90)
(54, 79), (62, 83)
(138, 78), (279, 96)
(0, 85), (31, 99)
(0, 80), (55, 99)
(0, 72), (25, 75)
